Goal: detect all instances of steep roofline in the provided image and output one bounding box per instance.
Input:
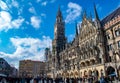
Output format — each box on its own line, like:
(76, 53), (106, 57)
(101, 7), (120, 26)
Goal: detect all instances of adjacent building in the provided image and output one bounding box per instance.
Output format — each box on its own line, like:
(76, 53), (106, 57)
(0, 58), (11, 76)
(46, 6), (120, 79)
(0, 58), (17, 77)
(10, 66), (18, 77)
(101, 7), (120, 77)
(19, 60), (46, 78)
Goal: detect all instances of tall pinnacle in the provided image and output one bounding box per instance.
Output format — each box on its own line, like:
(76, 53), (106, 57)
(75, 22), (78, 36)
(94, 4), (100, 21)
(57, 6), (62, 17)
(56, 6), (63, 23)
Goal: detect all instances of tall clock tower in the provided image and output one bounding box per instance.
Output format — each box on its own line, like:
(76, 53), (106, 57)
(52, 7), (66, 68)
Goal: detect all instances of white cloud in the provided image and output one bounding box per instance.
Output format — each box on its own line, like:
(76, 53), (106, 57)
(11, 0), (19, 8)
(0, 11), (24, 31)
(65, 2), (82, 23)
(28, 7), (36, 14)
(5, 0), (19, 9)
(31, 16), (41, 28)
(18, 7), (23, 15)
(11, 17), (24, 28)
(0, 1), (9, 11)
(2, 0), (22, 15)
(5, 0), (21, 15)
(0, 36), (52, 68)
(41, 1), (48, 6)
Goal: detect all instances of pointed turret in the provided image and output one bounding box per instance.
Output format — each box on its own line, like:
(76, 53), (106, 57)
(56, 6), (63, 23)
(94, 4), (100, 21)
(57, 6), (62, 17)
(82, 10), (87, 19)
(94, 4), (101, 29)
(75, 22), (78, 36)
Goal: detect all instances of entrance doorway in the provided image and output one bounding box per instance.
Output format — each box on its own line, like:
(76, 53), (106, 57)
(107, 66), (115, 76)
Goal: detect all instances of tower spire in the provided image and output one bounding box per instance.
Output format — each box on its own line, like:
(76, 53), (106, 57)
(94, 4), (100, 21)
(82, 10), (87, 21)
(56, 6), (63, 23)
(57, 6), (62, 17)
(75, 22), (78, 36)
(94, 3), (101, 29)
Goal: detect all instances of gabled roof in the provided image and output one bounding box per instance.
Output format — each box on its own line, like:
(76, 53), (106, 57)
(101, 7), (120, 25)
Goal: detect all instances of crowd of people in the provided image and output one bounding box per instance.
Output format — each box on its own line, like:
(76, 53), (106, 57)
(54, 76), (119, 83)
(0, 76), (119, 83)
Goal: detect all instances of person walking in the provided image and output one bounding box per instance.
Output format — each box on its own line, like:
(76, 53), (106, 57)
(100, 77), (106, 83)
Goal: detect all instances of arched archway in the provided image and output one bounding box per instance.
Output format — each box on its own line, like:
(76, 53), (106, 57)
(106, 66), (115, 76)
(88, 70), (92, 76)
(95, 70), (99, 77)
(70, 72), (73, 78)
(81, 62), (85, 67)
(90, 59), (95, 65)
(93, 69), (99, 77)
(100, 69), (104, 76)
(59, 73), (62, 78)
(80, 72), (82, 77)
(86, 61), (90, 66)
(84, 70), (88, 78)
(66, 72), (69, 78)
(74, 71), (78, 78)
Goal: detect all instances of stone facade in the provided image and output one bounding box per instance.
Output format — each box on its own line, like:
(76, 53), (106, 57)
(102, 7), (120, 77)
(19, 60), (46, 78)
(46, 6), (120, 79)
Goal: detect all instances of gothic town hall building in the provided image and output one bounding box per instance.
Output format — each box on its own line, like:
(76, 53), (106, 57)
(45, 6), (120, 79)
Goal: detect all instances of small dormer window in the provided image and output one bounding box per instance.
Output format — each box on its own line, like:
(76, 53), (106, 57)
(115, 28), (120, 37)
(106, 34), (111, 40)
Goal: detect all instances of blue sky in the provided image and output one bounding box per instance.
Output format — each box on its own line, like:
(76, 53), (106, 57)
(0, 0), (120, 68)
